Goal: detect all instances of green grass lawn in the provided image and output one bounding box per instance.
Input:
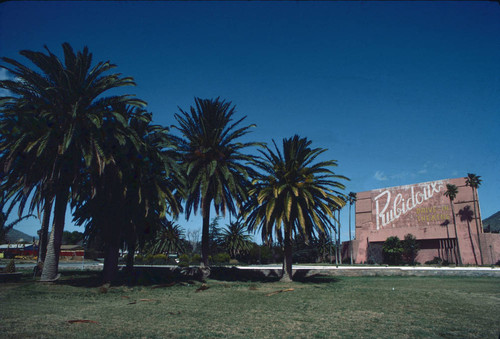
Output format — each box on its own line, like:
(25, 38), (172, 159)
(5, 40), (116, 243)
(0, 271), (499, 338)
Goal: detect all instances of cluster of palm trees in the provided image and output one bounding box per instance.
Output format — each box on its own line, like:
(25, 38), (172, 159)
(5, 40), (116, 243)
(443, 173), (483, 266)
(0, 43), (349, 282)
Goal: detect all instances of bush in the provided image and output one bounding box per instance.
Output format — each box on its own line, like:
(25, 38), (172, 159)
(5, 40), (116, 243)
(190, 254), (201, 264)
(402, 234), (420, 265)
(212, 252), (231, 264)
(425, 257), (441, 265)
(5, 259), (16, 273)
(382, 236), (403, 265)
(151, 253), (168, 265)
(134, 254), (144, 264)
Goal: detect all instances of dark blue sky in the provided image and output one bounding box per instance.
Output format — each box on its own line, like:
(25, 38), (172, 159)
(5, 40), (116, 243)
(1, 2), (499, 240)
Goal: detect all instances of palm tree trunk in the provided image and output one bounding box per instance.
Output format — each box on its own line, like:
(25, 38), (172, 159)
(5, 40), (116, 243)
(467, 220), (478, 265)
(472, 188), (484, 265)
(338, 209), (341, 264)
(201, 197), (211, 267)
(103, 234), (121, 283)
(40, 191), (68, 281)
(445, 223), (451, 263)
(281, 225), (293, 282)
(349, 203), (353, 265)
(37, 196), (53, 264)
(450, 201), (462, 266)
(125, 232), (136, 272)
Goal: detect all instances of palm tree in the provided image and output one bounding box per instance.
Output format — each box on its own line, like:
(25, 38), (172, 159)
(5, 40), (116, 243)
(465, 173), (483, 265)
(243, 135), (348, 281)
(220, 218), (252, 258)
(147, 219), (185, 257)
(444, 184), (462, 265)
(72, 105), (183, 282)
(348, 192), (357, 265)
(0, 43), (145, 281)
(172, 97), (259, 267)
(458, 205), (478, 265)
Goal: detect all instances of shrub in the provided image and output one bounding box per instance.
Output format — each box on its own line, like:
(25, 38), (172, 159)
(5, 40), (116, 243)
(190, 254), (201, 264)
(151, 253), (168, 265)
(425, 257), (443, 265)
(178, 253), (191, 266)
(5, 259), (16, 273)
(402, 234), (420, 265)
(382, 236), (403, 265)
(212, 252), (231, 264)
(134, 254), (144, 264)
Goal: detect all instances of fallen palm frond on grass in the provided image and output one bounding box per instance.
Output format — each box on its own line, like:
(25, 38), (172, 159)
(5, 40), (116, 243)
(67, 320), (98, 324)
(265, 288), (294, 296)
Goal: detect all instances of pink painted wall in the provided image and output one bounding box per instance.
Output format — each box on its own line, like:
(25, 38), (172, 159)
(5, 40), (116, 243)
(354, 178), (494, 265)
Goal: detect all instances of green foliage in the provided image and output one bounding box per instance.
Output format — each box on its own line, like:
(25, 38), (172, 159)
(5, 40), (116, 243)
(177, 253), (202, 267)
(401, 234), (420, 265)
(219, 219), (252, 258)
(212, 252), (231, 264)
(382, 236), (403, 265)
(145, 220), (185, 256)
(62, 231), (84, 245)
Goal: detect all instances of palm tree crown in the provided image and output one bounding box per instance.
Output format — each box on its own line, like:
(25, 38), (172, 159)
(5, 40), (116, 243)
(243, 135), (348, 281)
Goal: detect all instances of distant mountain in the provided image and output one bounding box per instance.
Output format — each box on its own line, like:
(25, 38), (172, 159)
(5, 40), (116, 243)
(483, 211), (500, 233)
(4, 228), (37, 244)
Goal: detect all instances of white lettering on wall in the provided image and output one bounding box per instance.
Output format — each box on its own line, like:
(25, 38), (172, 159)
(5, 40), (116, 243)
(374, 181), (444, 230)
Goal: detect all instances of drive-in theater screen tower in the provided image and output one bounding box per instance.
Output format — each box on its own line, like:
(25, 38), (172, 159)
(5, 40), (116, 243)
(352, 178), (499, 265)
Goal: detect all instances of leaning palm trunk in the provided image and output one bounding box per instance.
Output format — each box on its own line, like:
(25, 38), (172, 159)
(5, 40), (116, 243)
(281, 225), (293, 282)
(466, 219), (478, 265)
(472, 188), (484, 265)
(40, 192), (68, 281)
(450, 201), (462, 266)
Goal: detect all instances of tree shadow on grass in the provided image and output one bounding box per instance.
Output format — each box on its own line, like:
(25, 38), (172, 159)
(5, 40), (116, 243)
(50, 266), (340, 287)
(210, 267), (340, 284)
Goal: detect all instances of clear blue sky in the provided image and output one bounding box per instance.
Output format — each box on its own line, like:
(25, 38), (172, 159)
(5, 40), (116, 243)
(1, 1), (499, 242)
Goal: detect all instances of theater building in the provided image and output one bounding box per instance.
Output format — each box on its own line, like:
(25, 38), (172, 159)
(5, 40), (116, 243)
(352, 178), (500, 265)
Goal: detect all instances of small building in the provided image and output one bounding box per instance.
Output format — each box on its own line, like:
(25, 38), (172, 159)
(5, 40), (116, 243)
(352, 178), (500, 265)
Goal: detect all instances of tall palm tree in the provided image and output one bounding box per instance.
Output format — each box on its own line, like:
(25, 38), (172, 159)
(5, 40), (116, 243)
(220, 218), (252, 258)
(0, 43), (145, 281)
(172, 97), (259, 267)
(444, 184), (462, 265)
(348, 192), (357, 265)
(458, 205), (478, 265)
(243, 135), (348, 281)
(465, 173), (483, 265)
